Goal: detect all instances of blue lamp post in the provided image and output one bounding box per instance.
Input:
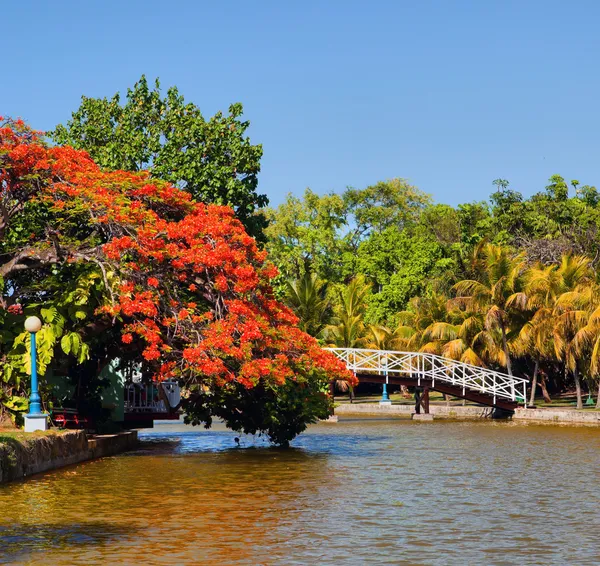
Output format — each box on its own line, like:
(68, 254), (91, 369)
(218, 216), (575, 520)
(24, 316), (48, 432)
(380, 356), (392, 405)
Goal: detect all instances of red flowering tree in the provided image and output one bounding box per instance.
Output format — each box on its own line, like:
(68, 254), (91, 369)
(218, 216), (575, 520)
(0, 118), (354, 444)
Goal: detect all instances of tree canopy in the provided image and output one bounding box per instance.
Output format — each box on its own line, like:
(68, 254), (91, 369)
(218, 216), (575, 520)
(273, 175), (600, 407)
(52, 76), (268, 239)
(0, 117), (353, 443)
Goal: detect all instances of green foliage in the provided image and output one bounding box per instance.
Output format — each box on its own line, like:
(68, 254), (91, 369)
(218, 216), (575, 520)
(353, 227), (447, 323)
(284, 272), (332, 338)
(325, 276), (371, 348)
(52, 75), (267, 238)
(264, 188), (348, 283)
(343, 178), (431, 244)
(265, 173), (600, 404)
(0, 263), (108, 421)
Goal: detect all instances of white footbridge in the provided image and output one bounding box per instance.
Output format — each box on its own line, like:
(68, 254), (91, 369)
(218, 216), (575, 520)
(326, 348), (528, 408)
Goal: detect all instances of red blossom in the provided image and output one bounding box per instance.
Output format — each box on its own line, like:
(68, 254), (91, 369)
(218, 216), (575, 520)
(7, 304), (23, 315)
(0, 119), (356, 393)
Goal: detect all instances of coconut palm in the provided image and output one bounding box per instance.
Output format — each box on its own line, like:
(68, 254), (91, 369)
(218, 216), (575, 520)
(573, 304), (600, 408)
(325, 275), (371, 349)
(367, 325), (405, 351)
(325, 276), (372, 395)
(284, 271), (331, 338)
(452, 244), (528, 375)
(524, 254), (594, 408)
(423, 310), (504, 367)
(395, 291), (450, 353)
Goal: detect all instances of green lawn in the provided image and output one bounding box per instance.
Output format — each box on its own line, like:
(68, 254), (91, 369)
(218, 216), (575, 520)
(0, 429), (60, 446)
(336, 389), (600, 410)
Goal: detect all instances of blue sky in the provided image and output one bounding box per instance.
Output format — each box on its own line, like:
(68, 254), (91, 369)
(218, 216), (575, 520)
(3, 0), (600, 207)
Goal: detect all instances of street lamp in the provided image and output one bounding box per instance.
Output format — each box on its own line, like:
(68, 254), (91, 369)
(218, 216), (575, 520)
(380, 354), (392, 405)
(24, 316), (48, 432)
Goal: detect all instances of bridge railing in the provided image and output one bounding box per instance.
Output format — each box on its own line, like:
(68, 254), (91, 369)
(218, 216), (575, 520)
(325, 348), (528, 405)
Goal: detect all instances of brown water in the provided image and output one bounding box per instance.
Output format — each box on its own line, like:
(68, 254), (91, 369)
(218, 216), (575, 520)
(0, 418), (599, 565)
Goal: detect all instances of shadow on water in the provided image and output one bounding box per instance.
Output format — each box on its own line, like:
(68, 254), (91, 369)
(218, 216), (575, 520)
(138, 426), (395, 459)
(0, 522), (137, 564)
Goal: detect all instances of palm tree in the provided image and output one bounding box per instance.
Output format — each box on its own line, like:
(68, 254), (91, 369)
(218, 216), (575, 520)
(523, 254), (594, 409)
(514, 310), (553, 405)
(325, 275), (372, 396)
(521, 255), (594, 406)
(367, 325), (404, 351)
(573, 304), (600, 408)
(284, 271), (331, 339)
(452, 244), (528, 375)
(325, 275), (371, 349)
(423, 310), (504, 368)
(395, 291), (450, 353)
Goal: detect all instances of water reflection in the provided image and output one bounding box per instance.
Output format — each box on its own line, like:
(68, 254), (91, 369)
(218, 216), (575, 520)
(0, 523), (134, 564)
(0, 420), (598, 565)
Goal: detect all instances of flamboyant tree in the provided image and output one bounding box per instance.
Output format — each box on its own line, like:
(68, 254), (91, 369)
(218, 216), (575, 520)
(0, 118), (353, 444)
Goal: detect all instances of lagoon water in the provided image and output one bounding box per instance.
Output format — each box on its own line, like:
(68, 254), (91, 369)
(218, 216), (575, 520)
(0, 418), (599, 565)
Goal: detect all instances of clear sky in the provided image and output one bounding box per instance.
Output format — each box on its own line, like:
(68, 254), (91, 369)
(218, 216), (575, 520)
(3, 0), (600, 207)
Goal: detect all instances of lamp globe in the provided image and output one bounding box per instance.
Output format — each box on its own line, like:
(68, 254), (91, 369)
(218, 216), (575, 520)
(25, 316), (43, 334)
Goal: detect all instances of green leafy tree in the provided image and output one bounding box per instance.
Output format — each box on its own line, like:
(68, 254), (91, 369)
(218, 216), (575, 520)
(354, 227), (449, 324)
(0, 118), (353, 440)
(264, 189), (348, 284)
(52, 75), (267, 238)
(343, 178), (431, 246)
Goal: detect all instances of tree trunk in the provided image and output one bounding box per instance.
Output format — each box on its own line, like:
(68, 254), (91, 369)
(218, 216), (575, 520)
(596, 381), (600, 409)
(529, 360), (539, 407)
(539, 374), (552, 403)
(501, 325), (513, 376)
(573, 367), (583, 409)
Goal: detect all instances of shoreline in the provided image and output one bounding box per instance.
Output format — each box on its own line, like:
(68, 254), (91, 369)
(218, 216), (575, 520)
(0, 430), (138, 484)
(334, 402), (600, 425)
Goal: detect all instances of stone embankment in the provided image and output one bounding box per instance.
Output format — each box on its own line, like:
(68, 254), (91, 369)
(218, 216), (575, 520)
(335, 402), (600, 425)
(335, 403), (495, 418)
(513, 407), (600, 425)
(0, 430), (138, 484)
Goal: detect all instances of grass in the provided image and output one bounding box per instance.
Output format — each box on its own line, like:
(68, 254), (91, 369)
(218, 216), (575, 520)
(335, 389), (600, 410)
(0, 429), (62, 446)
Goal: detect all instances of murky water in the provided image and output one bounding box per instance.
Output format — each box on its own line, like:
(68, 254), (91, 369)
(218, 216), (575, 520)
(0, 418), (598, 565)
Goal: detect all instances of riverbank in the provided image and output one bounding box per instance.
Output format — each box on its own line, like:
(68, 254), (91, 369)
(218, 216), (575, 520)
(334, 402), (600, 425)
(0, 430), (138, 484)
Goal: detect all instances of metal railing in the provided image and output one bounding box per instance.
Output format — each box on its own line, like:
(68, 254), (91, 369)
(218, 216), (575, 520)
(325, 348), (528, 406)
(124, 383), (167, 413)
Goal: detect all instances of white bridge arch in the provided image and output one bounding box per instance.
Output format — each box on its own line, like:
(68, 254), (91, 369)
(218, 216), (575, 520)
(325, 348), (528, 408)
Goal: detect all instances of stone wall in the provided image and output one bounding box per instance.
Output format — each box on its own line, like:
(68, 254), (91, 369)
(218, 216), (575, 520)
(335, 403), (494, 418)
(0, 430), (138, 484)
(513, 407), (600, 425)
(335, 402), (600, 425)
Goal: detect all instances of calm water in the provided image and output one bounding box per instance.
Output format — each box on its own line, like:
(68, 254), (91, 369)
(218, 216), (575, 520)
(0, 418), (598, 565)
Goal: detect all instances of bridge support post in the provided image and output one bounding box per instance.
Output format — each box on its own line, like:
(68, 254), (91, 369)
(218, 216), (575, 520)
(414, 386), (430, 414)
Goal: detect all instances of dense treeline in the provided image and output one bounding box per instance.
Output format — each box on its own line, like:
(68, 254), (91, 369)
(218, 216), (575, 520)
(266, 177), (600, 408)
